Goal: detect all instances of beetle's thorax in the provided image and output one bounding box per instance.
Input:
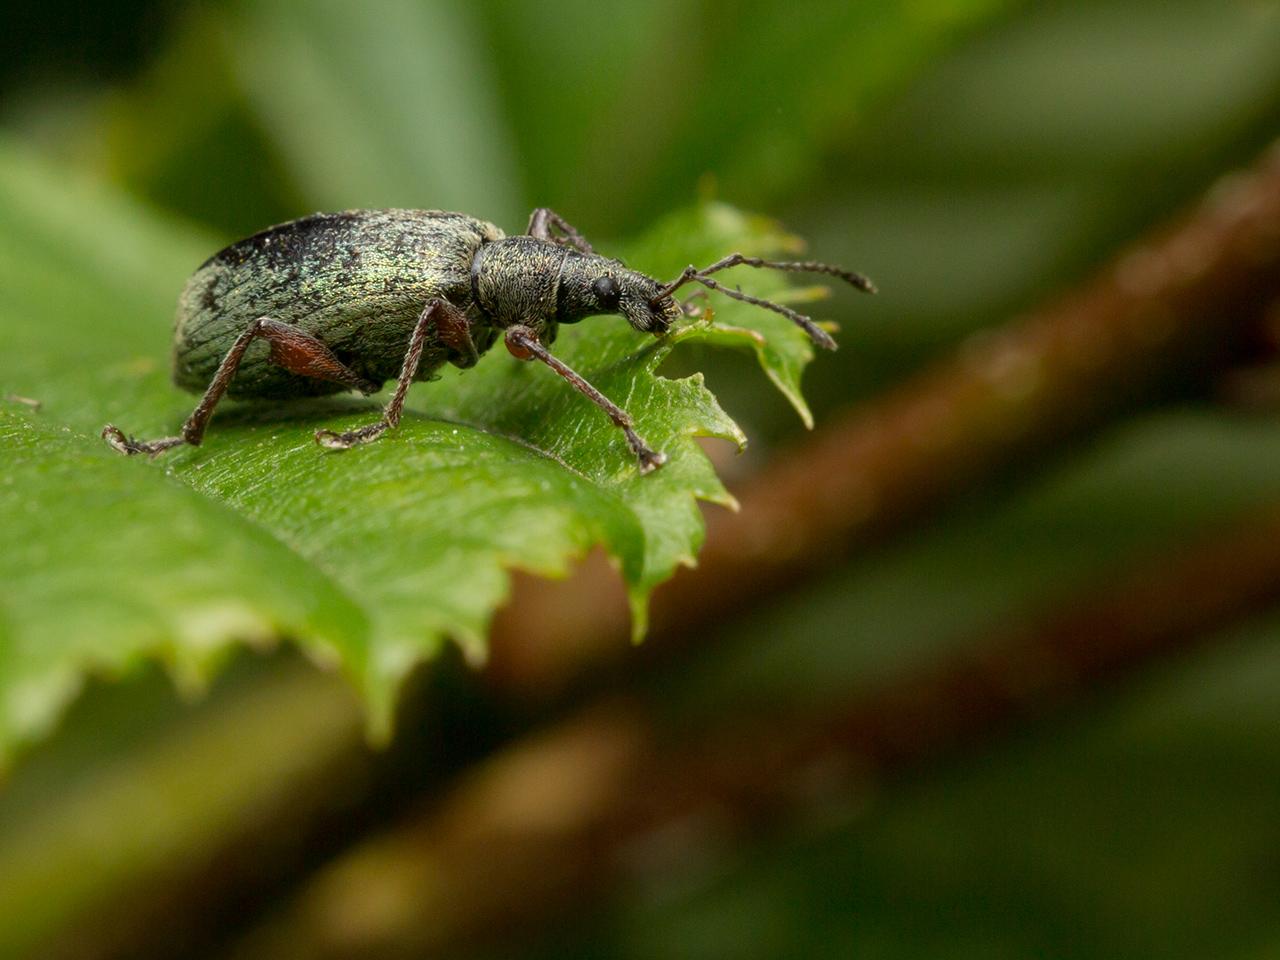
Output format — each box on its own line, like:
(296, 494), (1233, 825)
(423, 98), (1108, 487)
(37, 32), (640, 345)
(470, 236), (567, 328)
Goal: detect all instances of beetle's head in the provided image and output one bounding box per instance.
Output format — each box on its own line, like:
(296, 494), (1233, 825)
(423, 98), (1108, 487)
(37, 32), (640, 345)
(558, 254), (682, 335)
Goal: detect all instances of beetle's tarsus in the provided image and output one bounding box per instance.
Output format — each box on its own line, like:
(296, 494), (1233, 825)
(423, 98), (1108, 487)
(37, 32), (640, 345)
(620, 423), (666, 473)
(635, 444), (667, 474)
(101, 424), (187, 457)
(315, 422), (390, 450)
(101, 424), (135, 454)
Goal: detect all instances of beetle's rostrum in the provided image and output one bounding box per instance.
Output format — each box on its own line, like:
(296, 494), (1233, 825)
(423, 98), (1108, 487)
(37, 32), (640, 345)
(101, 207), (873, 472)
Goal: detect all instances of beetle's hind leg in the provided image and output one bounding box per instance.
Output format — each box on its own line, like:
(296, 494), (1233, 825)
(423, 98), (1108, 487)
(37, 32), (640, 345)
(315, 298), (466, 451)
(103, 317), (376, 456)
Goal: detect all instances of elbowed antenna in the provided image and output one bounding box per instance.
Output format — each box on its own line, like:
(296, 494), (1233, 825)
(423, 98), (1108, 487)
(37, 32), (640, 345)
(651, 254), (877, 351)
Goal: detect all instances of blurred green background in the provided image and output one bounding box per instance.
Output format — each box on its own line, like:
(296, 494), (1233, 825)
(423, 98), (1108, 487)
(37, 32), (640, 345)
(4, 0), (1280, 957)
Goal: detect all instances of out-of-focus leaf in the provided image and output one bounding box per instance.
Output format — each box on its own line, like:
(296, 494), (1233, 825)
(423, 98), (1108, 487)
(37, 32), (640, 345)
(472, 0), (1020, 235)
(0, 659), (364, 960)
(0, 140), (828, 761)
(98, 8), (304, 239)
(224, 0), (523, 224)
(790, 0), (1280, 425)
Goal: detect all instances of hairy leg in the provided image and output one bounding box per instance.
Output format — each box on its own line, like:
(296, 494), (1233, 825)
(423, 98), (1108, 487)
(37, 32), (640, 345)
(315, 298), (463, 450)
(503, 324), (665, 473)
(103, 317), (376, 456)
(526, 207), (595, 255)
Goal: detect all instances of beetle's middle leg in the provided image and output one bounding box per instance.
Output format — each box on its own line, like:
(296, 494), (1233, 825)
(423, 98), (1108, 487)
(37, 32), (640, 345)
(103, 317), (376, 456)
(315, 298), (468, 450)
(503, 324), (666, 473)
(527, 207), (594, 255)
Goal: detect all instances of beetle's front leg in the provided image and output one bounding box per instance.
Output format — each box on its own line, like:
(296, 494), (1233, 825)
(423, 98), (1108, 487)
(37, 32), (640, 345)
(526, 208), (595, 255)
(316, 298), (462, 450)
(503, 324), (666, 474)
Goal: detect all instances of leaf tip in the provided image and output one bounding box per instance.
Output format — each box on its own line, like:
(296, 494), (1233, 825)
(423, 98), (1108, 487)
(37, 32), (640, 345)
(453, 626), (489, 668)
(628, 588), (650, 645)
(364, 695), (395, 749)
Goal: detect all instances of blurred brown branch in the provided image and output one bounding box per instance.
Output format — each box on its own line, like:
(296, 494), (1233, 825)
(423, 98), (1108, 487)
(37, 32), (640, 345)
(233, 501), (1280, 959)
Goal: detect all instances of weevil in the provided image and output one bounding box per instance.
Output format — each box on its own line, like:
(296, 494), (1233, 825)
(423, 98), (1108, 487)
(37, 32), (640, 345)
(102, 207), (874, 472)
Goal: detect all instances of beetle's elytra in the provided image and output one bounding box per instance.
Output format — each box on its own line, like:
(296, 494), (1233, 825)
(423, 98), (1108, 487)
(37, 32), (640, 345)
(102, 207), (874, 472)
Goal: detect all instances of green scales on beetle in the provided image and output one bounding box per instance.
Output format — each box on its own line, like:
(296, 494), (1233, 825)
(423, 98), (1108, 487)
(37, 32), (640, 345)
(103, 207), (874, 472)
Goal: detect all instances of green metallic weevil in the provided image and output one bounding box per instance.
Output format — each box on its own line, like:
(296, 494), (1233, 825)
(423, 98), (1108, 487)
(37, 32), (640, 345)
(102, 207), (874, 472)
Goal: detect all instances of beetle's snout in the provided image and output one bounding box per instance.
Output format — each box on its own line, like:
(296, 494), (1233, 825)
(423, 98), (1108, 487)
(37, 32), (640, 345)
(622, 282), (681, 336)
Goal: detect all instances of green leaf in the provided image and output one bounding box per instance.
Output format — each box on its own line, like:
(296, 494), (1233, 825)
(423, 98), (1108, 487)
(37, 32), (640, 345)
(0, 407), (367, 752)
(0, 140), (827, 762)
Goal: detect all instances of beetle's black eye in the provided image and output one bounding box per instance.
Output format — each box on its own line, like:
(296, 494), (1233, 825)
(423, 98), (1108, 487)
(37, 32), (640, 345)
(593, 275), (621, 310)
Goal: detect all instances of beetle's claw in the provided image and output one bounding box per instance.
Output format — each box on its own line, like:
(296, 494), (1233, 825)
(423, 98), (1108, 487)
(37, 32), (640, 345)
(101, 424), (133, 454)
(315, 429), (356, 450)
(637, 447), (668, 474)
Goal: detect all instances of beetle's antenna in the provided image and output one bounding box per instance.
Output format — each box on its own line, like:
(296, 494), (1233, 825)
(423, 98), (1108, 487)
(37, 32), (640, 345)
(651, 254), (876, 351)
